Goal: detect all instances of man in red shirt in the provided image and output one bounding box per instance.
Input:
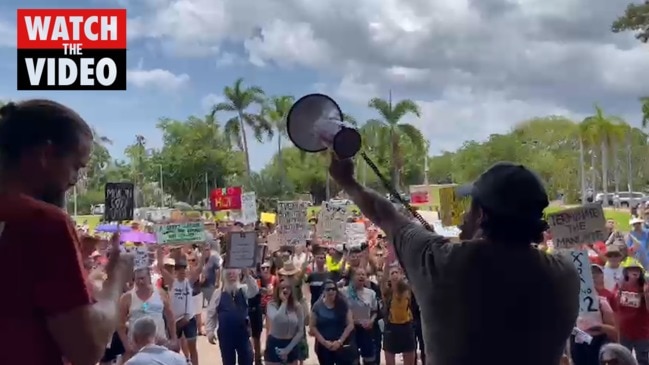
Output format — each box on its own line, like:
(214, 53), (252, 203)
(0, 100), (132, 365)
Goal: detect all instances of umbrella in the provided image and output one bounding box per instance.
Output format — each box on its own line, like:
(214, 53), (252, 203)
(120, 231), (157, 244)
(95, 224), (132, 233)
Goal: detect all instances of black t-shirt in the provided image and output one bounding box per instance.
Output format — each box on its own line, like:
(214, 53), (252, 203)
(305, 270), (334, 306)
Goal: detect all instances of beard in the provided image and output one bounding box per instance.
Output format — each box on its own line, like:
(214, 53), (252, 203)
(222, 282), (240, 293)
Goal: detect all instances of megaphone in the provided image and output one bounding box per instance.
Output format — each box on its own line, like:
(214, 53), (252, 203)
(286, 93), (434, 232)
(286, 93), (361, 159)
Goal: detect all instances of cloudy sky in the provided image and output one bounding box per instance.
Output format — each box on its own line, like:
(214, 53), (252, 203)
(3, 0), (648, 171)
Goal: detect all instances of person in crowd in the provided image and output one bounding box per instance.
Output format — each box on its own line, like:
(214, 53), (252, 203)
(188, 252), (205, 336)
(410, 291), (425, 365)
(343, 267), (378, 365)
(326, 245), (346, 274)
(329, 156), (580, 365)
(200, 238), (222, 313)
(381, 266), (416, 365)
(247, 269), (265, 365)
(306, 247), (337, 306)
(600, 343), (640, 365)
(101, 277), (134, 365)
(616, 262), (649, 365)
(604, 244), (626, 291)
(206, 268), (260, 365)
(265, 279), (305, 365)
(593, 264), (618, 311)
(259, 261), (277, 314)
(0, 99), (133, 365)
(629, 217), (649, 253)
(569, 265), (618, 365)
(117, 268), (177, 361)
(293, 244), (310, 268)
(606, 219), (626, 245)
(310, 279), (356, 365)
(278, 261), (310, 363)
(156, 248), (205, 365)
(125, 317), (187, 365)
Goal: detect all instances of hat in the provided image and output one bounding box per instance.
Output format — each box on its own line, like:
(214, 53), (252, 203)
(261, 261), (271, 268)
(278, 262), (300, 276)
(630, 217), (644, 225)
(623, 262), (644, 272)
(456, 162), (548, 217)
(605, 245), (622, 256)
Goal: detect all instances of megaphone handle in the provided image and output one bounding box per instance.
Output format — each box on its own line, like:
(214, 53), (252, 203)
(359, 152), (433, 232)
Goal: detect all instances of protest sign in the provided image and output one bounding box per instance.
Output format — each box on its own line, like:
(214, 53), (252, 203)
(316, 200), (347, 242)
(231, 192), (258, 225)
(154, 222), (206, 245)
(266, 232), (280, 253)
(210, 186), (242, 210)
(277, 201), (309, 245)
(345, 222), (366, 246)
(225, 231), (258, 268)
(121, 244), (150, 270)
(566, 249), (601, 330)
(104, 182), (134, 221)
(547, 204), (606, 249)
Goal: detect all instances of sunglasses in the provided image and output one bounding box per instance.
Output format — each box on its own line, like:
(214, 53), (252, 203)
(261, 267), (270, 270)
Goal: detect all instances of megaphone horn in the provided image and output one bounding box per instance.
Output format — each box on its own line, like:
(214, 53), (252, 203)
(287, 93), (434, 232)
(286, 93), (361, 159)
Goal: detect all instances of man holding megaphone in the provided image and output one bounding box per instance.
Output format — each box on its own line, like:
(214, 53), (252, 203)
(328, 155), (580, 365)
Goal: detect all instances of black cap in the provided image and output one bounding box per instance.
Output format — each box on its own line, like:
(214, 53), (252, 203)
(456, 162), (549, 217)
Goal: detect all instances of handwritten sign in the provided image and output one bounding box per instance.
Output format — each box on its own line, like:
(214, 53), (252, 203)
(154, 222), (206, 245)
(104, 182), (134, 221)
(210, 186), (243, 211)
(225, 231), (258, 268)
(547, 204), (606, 249)
(316, 200), (347, 242)
(566, 249), (601, 329)
(121, 244), (150, 270)
(345, 222), (366, 246)
(231, 192), (258, 225)
(277, 201), (309, 245)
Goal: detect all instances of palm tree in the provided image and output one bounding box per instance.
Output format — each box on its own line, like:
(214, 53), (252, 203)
(210, 78), (272, 175)
(641, 97), (649, 128)
(367, 94), (424, 189)
(262, 95), (294, 180)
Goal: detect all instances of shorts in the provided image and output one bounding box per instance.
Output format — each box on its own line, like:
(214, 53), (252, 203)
(201, 286), (216, 307)
(176, 316), (198, 340)
(354, 325), (375, 360)
(100, 332), (125, 363)
(193, 293), (203, 316)
(248, 305), (264, 339)
(383, 322), (416, 354)
(264, 336), (299, 363)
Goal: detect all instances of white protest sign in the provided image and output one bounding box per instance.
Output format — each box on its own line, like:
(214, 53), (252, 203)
(547, 204), (606, 249)
(225, 231), (258, 268)
(345, 222), (366, 246)
(120, 244), (150, 270)
(565, 249), (601, 330)
(231, 192), (258, 225)
(277, 201), (309, 245)
(317, 201), (347, 242)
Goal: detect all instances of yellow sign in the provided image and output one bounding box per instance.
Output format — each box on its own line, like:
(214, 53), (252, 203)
(439, 187), (462, 226)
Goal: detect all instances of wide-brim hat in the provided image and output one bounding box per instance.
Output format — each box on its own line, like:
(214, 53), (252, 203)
(278, 262), (300, 276)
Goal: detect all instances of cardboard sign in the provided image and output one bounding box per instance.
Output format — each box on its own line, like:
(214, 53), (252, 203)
(154, 222), (206, 245)
(266, 232), (280, 253)
(316, 201), (347, 242)
(547, 204), (606, 249)
(225, 231), (258, 268)
(210, 186), (243, 211)
(104, 182), (134, 222)
(231, 192), (258, 225)
(345, 222), (366, 246)
(565, 249), (601, 330)
(277, 201), (309, 245)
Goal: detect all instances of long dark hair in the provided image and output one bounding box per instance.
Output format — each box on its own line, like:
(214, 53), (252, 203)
(321, 279), (348, 317)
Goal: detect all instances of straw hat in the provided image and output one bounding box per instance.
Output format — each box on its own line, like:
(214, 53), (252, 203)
(630, 217), (644, 225)
(278, 261), (300, 276)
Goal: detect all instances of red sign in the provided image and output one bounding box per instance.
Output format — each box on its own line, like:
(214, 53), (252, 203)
(210, 186), (242, 211)
(410, 191), (429, 204)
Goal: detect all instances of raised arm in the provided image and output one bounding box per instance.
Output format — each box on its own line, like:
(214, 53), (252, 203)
(242, 270), (260, 298)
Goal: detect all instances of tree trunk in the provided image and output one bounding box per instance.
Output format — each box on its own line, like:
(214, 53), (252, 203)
(277, 133), (283, 189)
(391, 127), (400, 189)
(238, 112), (252, 176)
(627, 133), (633, 192)
(601, 140), (608, 207)
(613, 140), (620, 194)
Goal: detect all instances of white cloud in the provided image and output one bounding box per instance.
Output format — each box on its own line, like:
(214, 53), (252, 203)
(125, 0), (649, 150)
(127, 69), (190, 90)
(200, 93), (225, 112)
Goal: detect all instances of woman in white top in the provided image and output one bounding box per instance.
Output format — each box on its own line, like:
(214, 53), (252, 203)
(156, 246), (205, 365)
(118, 268), (177, 362)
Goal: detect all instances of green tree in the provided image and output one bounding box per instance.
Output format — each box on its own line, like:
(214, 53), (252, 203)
(262, 95), (294, 187)
(210, 78), (272, 176)
(366, 96), (424, 189)
(612, 1), (649, 42)
(641, 97), (649, 127)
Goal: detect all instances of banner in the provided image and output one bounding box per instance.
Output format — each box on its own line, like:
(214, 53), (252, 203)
(210, 186), (242, 211)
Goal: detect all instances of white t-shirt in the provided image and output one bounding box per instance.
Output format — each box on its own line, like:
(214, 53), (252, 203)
(603, 266), (624, 291)
(125, 345), (186, 365)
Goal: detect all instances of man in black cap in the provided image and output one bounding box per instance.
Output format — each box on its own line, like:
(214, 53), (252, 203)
(329, 157), (579, 365)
